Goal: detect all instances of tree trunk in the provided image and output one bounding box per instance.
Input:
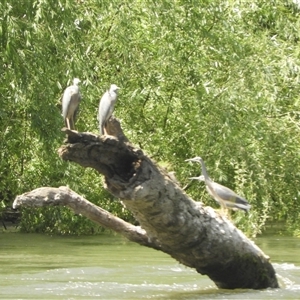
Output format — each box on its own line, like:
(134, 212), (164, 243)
(13, 119), (279, 289)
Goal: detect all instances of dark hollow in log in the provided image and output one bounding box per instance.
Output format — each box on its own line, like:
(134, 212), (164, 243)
(14, 118), (279, 289)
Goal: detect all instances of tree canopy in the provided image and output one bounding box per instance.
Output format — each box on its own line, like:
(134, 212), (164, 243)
(1, 0), (300, 235)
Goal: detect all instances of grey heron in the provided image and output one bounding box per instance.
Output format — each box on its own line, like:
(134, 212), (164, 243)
(98, 84), (120, 135)
(185, 156), (251, 212)
(62, 78), (81, 130)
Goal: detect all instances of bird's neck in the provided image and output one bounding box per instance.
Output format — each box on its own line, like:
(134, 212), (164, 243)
(200, 160), (210, 181)
(109, 90), (118, 100)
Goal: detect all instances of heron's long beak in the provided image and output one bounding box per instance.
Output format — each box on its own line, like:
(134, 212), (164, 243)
(189, 176), (205, 182)
(185, 158), (197, 162)
(189, 175), (205, 181)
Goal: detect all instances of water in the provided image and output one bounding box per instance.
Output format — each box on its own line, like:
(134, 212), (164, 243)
(0, 232), (300, 299)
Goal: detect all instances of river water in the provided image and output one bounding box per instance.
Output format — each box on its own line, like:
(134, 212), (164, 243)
(0, 232), (299, 299)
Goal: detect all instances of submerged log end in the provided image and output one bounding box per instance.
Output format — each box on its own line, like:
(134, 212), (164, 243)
(204, 254), (279, 289)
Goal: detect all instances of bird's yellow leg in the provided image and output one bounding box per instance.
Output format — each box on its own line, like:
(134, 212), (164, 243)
(224, 208), (231, 219)
(219, 203), (230, 219)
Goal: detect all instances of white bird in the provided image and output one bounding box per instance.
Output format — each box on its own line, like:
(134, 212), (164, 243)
(98, 84), (120, 135)
(62, 78), (81, 130)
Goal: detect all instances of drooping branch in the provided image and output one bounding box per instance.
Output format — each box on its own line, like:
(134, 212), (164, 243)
(12, 186), (161, 250)
(14, 117), (279, 289)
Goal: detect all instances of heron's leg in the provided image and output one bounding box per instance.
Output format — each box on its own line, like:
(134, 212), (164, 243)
(219, 202), (230, 218)
(99, 125), (104, 135)
(103, 122), (108, 135)
(223, 208), (230, 219)
(66, 118), (71, 130)
(70, 116), (75, 131)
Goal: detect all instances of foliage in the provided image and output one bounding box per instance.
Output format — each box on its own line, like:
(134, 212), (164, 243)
(1, 0), (300, 236)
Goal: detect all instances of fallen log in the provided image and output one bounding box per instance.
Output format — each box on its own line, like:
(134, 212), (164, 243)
(13, 118), (279, 289)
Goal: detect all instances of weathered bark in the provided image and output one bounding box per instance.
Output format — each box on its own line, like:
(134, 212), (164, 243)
(12, 186), (161, 249)
(13, 118), (279, 289)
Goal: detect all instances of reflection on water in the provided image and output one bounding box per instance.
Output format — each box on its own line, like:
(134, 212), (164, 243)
(0, 233), (300, 299)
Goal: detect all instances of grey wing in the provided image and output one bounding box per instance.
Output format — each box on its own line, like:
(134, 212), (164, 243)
(62, 87), (72, 118)
(73, 95), (81, 123)
(212, 182), (249, 205)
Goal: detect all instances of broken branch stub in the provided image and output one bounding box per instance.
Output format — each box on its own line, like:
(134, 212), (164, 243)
(57, 117), (279, 289)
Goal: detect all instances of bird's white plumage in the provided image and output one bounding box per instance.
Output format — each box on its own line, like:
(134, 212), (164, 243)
(98, 84), (120, 135)
(62, 78), (81, 130)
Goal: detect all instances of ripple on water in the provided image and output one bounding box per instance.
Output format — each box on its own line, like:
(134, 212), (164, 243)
(274, 263), (300, 292)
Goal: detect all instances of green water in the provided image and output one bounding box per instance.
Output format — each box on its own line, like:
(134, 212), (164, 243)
(0, 232), (299, 299)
